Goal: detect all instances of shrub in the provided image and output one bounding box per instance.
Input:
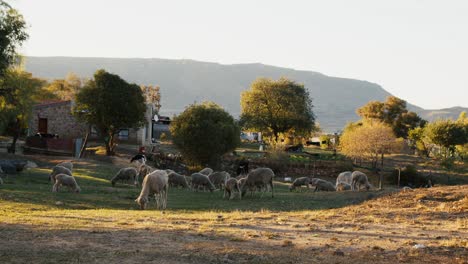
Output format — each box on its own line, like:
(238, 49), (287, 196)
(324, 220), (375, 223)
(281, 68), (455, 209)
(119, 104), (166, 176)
(390, 165), (431, 187)
(170, 102), (240, 167)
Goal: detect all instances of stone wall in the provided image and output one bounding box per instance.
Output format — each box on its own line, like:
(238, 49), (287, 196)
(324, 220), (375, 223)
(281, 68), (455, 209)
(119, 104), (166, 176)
(29, 101), (87, 139)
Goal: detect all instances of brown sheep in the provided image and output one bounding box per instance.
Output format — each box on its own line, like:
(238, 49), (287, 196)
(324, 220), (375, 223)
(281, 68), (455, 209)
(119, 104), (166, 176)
(336, 182), (352, 191)
(310, 178), (336, 192)
(224, 177), (241, 200)
(289, 177), (312, 192)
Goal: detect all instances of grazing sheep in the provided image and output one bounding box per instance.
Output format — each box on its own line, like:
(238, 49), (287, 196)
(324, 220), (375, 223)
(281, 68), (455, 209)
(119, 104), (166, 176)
(209, 171), (230, 189)
(52, 174), (81, 193)
(111, 167), (139, 187)
(135, 170), (169, 210)
(351, 171), (371, 191)
(336, 171), (352, 186)
(56, 161), (73, 172)
(336, 182), (352, 191)
(138, 164), (155, 180)
(191, 172), (216, 192)
(224, 177), (241, 200)
(199, 167), (213, 176)
(168, 172), (189, 189)
(240, 167), (275, 198)
(49, 166), (72, 183)
(289, 177), (312, 192)
(310, 178), (336, 192)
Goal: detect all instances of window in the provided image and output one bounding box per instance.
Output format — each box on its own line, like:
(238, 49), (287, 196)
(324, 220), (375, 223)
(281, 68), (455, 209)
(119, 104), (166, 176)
(118, 129), (129, 140)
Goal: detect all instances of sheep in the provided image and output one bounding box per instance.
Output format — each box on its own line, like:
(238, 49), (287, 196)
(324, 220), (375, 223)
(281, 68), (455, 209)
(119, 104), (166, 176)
(138, 164), (155, 180)
(52, 173), (81, 193)
(199, 167), (213, 176)
(336, 171), (352, 186)
(402, 186), (413, 192)
(336, 182), (352, 191)
(57, 161), (73, 172)
(135, 170), (168, 210)
(184, 175), (192, 186)
(209, 171), (230, 189)
(310, 178), (336, 192)
(351, 171), (371, 191)
(168, 171), (190, 189)
(110, 167), (139, 187)
(224, 177), (241, 200)
(240, 167), (275, 198)
(289, 177), (312, 192)
(130, 154), (146, 166)
(191, 172), (216, 192)
(49, 166), (72, 183)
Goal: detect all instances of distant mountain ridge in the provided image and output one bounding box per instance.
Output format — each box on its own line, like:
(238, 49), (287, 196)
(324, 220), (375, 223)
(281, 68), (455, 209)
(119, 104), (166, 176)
(24, 56), (467, 132)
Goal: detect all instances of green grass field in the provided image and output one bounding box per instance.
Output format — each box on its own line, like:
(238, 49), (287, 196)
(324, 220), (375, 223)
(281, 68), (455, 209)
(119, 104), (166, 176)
(0, 158), (384, 212)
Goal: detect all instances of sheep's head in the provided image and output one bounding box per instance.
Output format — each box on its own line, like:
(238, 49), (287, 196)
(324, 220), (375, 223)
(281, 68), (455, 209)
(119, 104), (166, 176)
(75, 186), (81, 193)
(135, 197), (148, 210)
(289, 185), (295, 192)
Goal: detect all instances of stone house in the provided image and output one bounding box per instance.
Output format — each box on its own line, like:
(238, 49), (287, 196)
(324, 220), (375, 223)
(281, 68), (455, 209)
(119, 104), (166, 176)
(28, 100), (169, 145)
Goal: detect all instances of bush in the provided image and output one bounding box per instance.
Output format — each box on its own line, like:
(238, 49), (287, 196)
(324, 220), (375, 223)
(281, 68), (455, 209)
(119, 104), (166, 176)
(159, 132), (167, 142)
(390, 165), (431, 187)
(170, 102), (240, 167)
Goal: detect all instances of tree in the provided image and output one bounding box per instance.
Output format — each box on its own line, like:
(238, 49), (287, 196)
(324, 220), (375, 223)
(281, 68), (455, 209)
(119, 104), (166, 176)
(0, 68), (45, 153)
(240, 77), (315, 144)
(339, 121), (402, 169)
(42, 73), (83, 100)
(356, 96), (426, 138)
(0, 1), (28, 79)
(408, 126), (429, 157)
(74, 70), (146, 155)
(424, 119), (468, 158)
(170, 102), (240, 167)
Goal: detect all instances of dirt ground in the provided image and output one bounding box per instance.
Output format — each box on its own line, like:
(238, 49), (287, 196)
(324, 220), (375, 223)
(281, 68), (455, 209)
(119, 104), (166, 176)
(1, 185), (466, 264)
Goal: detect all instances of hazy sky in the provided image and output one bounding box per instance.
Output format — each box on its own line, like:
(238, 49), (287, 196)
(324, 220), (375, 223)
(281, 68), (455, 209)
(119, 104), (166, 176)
(13, 0), (467, 109)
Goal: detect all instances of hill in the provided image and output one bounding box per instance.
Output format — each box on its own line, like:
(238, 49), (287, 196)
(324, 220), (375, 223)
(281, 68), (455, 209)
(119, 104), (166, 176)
(24, 57), (467, 132)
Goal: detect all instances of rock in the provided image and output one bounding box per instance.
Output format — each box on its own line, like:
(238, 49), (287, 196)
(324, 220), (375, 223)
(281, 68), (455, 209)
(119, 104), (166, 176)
(412, 244), (426, 249)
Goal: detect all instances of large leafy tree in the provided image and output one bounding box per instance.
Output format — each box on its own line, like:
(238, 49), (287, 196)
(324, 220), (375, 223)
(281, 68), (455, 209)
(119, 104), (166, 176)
(42, 73), (83, 101)
(0, 68), (46, 153)
(423, 119), (467, 158)
(240, 77), (315, 143)
(357, 96), (426, 138)
(74, 70), (146, 155)
(0, 1), (28, 79)
(170, 102), (240, 167)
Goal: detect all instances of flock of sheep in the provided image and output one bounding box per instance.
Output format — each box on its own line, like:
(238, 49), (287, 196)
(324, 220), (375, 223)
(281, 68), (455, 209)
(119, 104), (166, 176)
(45, 158), (374, 211)
(289, 171), (372, 192)
(47, 159), (276, 210)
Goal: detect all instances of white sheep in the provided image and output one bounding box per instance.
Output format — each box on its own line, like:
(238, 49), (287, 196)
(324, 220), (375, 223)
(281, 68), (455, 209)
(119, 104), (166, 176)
(240, 167), (275, 198)
(135, 170), (169, 210)
(199, 167), (213, 176)
(289, 177), (312, 192)
(49, 166), (72, 183)
(224, 177), (241, 200)
(336, 171), (352, 187)
(168, 171), (190, 189)
(209, 171), (230, 189)
(57, 161), (73, 172)
(52, 173), (81, 193)
(111, 167), (139, 187)
(191, 172), (216, 192)
(351, 171), (371, 191)
(336, 182), (352, 191)
(310, 178), (336, 192)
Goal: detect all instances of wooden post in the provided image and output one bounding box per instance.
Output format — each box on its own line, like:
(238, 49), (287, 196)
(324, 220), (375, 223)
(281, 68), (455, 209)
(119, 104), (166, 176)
(79, 128), (90, 159)
(397, 168), (401, 188)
